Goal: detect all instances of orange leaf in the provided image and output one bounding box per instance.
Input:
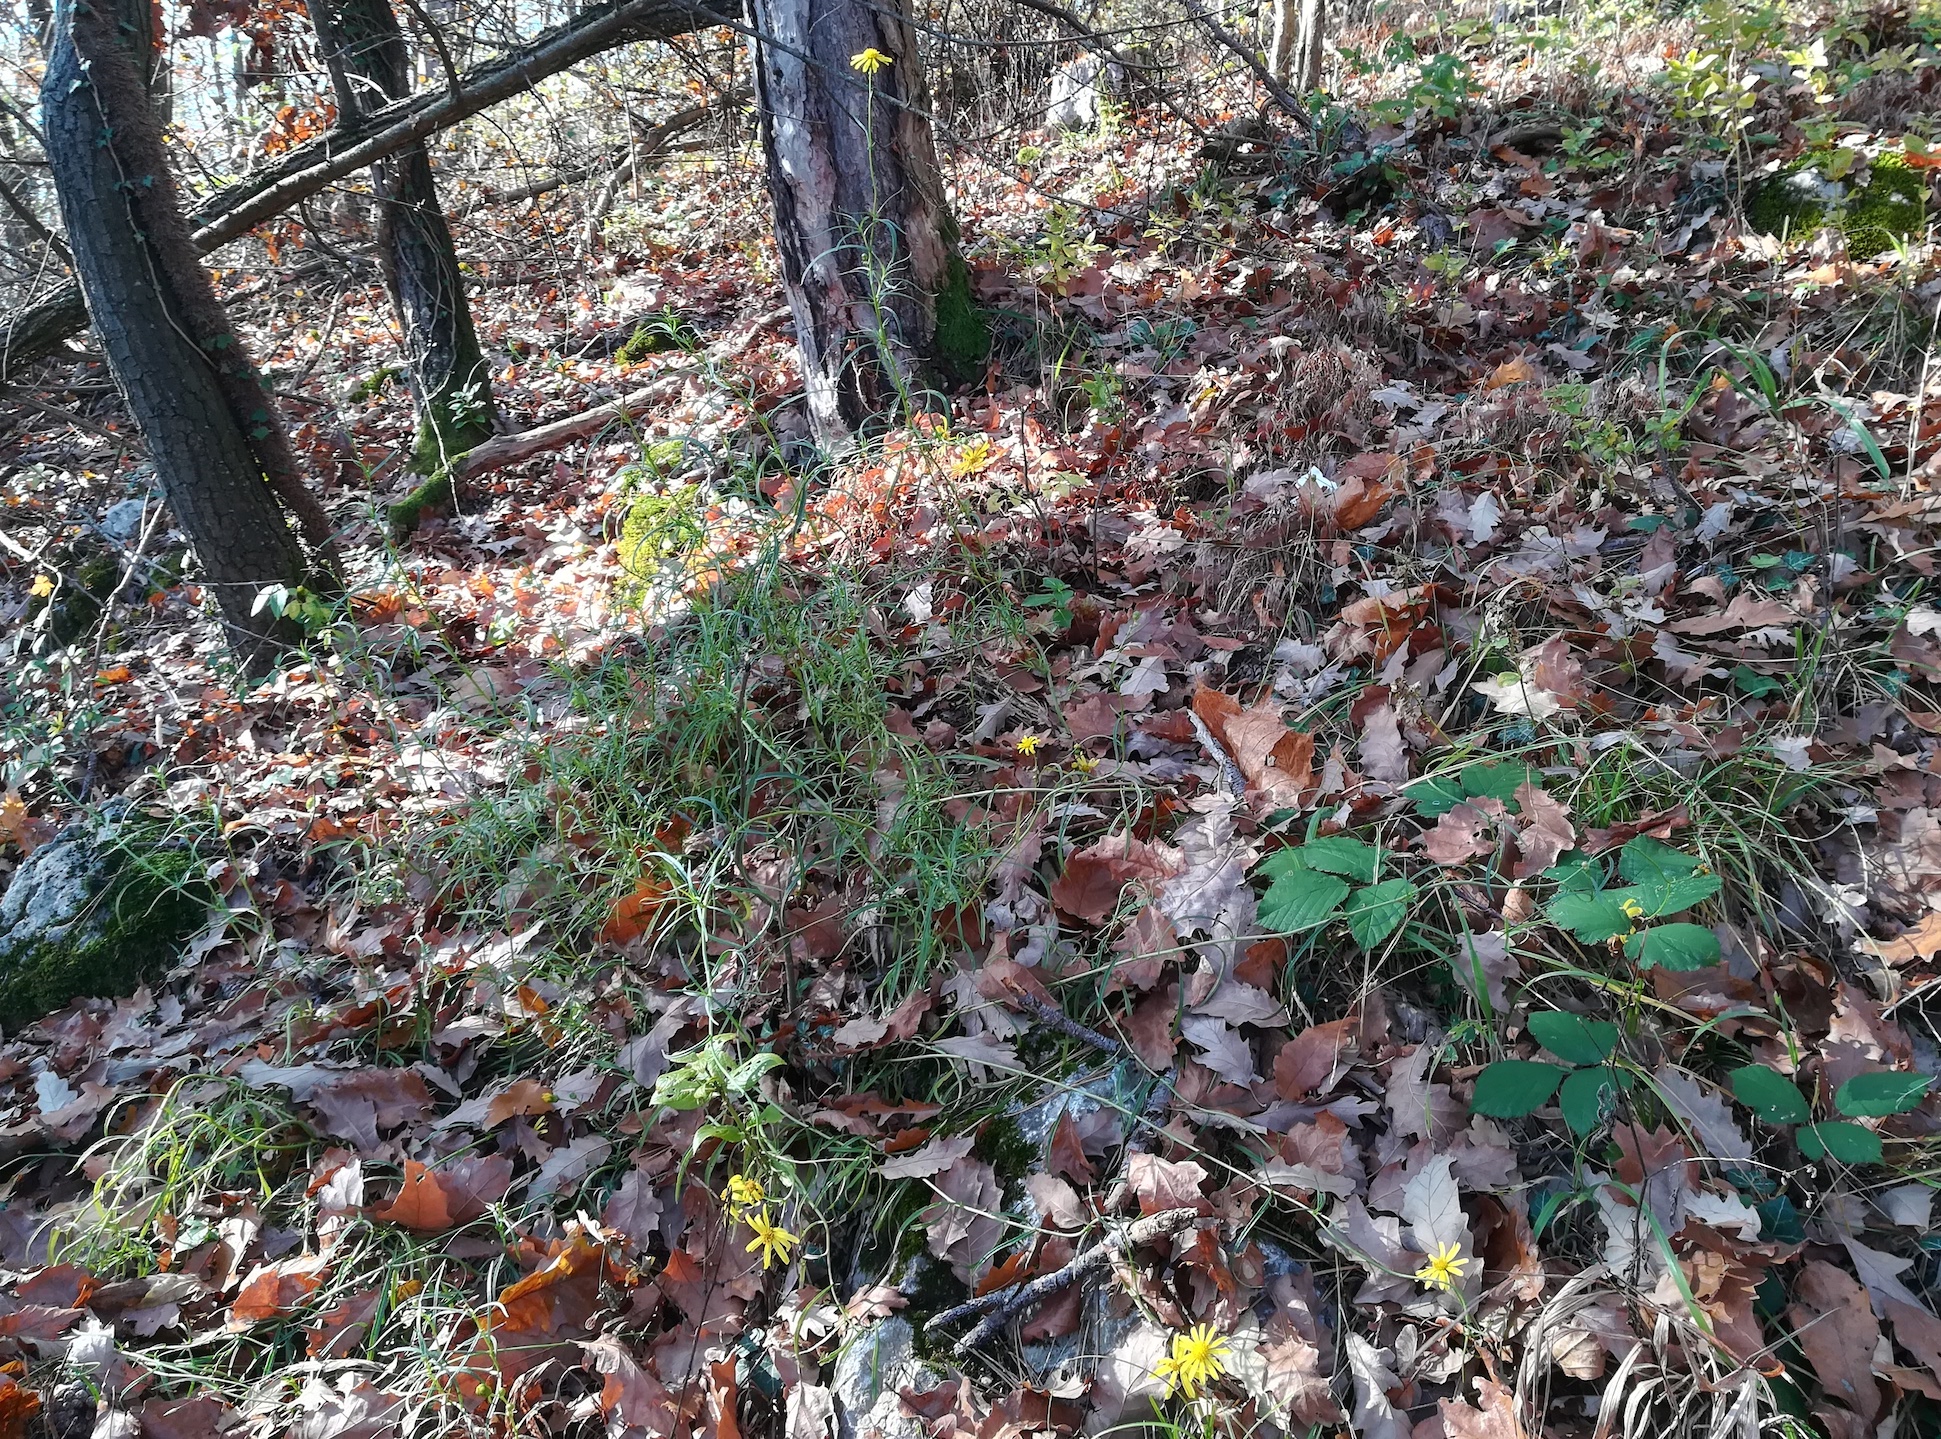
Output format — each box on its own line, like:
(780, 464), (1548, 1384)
(600, 872), (671, 945)
(485, 1078), (554, 1128)
(369, 1156), (513, 1233)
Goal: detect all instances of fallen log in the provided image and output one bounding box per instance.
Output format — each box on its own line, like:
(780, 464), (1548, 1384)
(449, 306), (791, 482)
(0, 0), (713, 377)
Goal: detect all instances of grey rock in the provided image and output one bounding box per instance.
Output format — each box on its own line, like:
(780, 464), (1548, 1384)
(831, 1318), (942, 1439)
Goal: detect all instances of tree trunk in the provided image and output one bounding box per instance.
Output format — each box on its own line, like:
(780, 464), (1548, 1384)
(1271, 0), (1325, 90)
(41, 0), (323, 665)
(3, 0), (711, 378)
(748, 0), (986, 445)
(313, 0), (494, 473)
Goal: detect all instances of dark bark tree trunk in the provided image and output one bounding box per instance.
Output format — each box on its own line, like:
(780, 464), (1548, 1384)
(41, 0), (329, 665)
(4, 0), (710, 378)
(748, 0), (986, 445)
(312, 0), (494, 474)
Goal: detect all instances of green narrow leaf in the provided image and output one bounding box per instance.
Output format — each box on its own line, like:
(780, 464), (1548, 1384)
(1547, 891), (1634, 944)
(1528, 1011), (1620, 1065)
(1834, 1072), (1932, 1118)
(1259, 869), (1351, 933)
(1300, 835), (1380, 884)
(1470, 1060), (1568, 1118)
(1727, 1064), (1811, 1125)
(1627, 923), (1722, 971)
(1559, 1065), (1622, 1136)
(1797, 1121), (1882, 1165)
(1343, 878), (1415, 949)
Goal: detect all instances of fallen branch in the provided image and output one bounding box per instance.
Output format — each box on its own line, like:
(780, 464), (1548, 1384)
(1, 0), (713, 376)
(924, 1206), (1201, 1355)
(450, 306), (791, 481)
(1179, 0), (1311, 127)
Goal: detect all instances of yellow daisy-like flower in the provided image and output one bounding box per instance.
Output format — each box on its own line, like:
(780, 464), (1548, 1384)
(850, 47), (892, 73)
(1015, 733), (1042, 756)
(744, 1208), (798, 1270)
(724, 1174), (765, 1211)
(30, 574), (55, 598)
(1153, 1323), (1230, 1400)
(1414, 1241), (1470, 1292)
(1070, 752), (1100, 774)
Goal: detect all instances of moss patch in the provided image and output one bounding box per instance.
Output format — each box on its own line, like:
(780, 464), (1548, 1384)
(1748, 152), (1928, 255)
(617, 312), (699, 365)
(933, 256), (990, 384)
(387, 471), (453, 538)
(1844, 152), (1926, 257)
(0, 810), (209, 1030)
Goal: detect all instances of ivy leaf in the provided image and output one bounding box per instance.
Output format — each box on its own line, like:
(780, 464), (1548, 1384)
(1470, 1060), (1568, 1118)
(1834, 1072), (1932, 1118)
(1255, 847), (1313, 883)
(1300, 835), (1380, 884)
(1527, 1011), (1619, 1066)
(1624, 923), (1721, 971)
(1559, 1065), (1623, 1135)
(1797, 1121), (1882, 1165)
(1259, 868), (1350, 933)
(1547, 891), (1634, 944)
(1728, 1065), (1811, 1125)
(1343, 878), (1415, 949)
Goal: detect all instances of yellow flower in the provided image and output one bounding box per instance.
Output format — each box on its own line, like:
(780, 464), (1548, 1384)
(1070, 752), (1100, 774)
(1619, 897), (1645, 920)
(1414, 1241), (1470, 1292)
(1153, 1322), (1230, 1400)
(724, 1173), (765, 1211)
(850, 47), (892, 73)
(744, 1208), (798, 1269)
(30, 574), (55, 598)
(1015, 733), (1042, 756)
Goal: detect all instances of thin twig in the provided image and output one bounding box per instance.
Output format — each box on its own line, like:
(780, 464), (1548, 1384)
(1179, 0), (1311, 126)
(1013, 992), (1125, 1057)
(925, 1206), (1201, 1354)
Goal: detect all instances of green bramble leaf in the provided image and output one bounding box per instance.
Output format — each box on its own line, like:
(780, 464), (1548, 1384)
(1343, 878), (1415, 949)
(1728, 1065), (1811, 1125)
(1470, 1060), (1568, 1118)
(1834, 1072), (1932, 1118)
(1300, 835), (1380, 884)
(1259, 868), (1350, 933)
(1559, 1065), (1623, 1136)
(1527, 1011), (1619, 1066)
(1624, 923), (1721, 971)
(1797, 1121), (1882, 1165)
(1547, 890), (1634, 944)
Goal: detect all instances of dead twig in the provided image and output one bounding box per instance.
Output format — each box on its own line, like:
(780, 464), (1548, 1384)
(925, 1206), (1202, 1355)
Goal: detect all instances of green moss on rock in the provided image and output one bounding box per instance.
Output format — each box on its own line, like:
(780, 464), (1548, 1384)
(0, 807), (209, 1031)
(617, 312), (699, 365)
(1748, 152), (1928, 256)
(1844, 152), (1926, 257)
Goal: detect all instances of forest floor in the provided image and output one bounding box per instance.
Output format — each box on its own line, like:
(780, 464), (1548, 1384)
(2, 9), (1941, 1439)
